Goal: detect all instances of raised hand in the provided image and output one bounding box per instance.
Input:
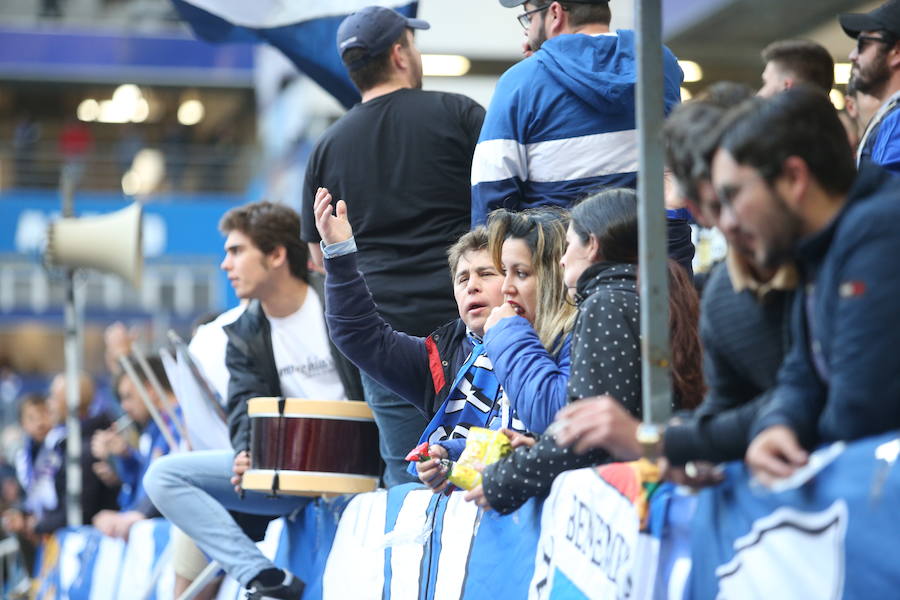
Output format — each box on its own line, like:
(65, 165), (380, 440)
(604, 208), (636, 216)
(313, 187), (353, 246)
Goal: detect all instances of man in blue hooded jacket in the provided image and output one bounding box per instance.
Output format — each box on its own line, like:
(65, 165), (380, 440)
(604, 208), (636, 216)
(472, 0), (693, 269)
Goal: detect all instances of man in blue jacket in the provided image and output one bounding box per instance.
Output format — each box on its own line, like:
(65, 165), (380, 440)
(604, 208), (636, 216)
(704, 87), (900, 485)
(474, 0), (693, 271)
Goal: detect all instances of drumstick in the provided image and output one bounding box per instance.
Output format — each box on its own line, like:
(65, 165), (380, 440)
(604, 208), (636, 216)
(132, 342), (189, 445)
(112, 414), (133, 434)
(118, 355), (179, 452)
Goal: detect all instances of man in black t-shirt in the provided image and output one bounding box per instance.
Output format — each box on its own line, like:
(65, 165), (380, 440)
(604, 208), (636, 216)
(300, 6), (485, 487)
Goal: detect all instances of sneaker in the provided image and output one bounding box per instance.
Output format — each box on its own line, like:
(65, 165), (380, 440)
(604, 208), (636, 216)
(245, 570), (304, 600)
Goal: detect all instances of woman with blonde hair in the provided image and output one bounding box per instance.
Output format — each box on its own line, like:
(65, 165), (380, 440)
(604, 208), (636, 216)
(481, 207), (577, 434)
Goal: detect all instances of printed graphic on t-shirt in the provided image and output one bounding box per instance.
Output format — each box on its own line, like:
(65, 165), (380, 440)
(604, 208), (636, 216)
(278, 355), (336, 380)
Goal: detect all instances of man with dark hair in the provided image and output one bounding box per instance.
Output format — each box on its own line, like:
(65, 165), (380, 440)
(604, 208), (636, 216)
(757, 39), (834, 97)
(474, 0), (693, 273)
(701, 88), (900, 484)
(145, 201), (361, 600)
(300, 6), (485, 487)
(840, 0), (900, 172)
(648, 86), (798, 474)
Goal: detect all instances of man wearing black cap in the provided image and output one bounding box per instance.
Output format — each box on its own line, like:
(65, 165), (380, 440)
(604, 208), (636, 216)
(299, 6), (485, 488)
(840, 0), (900, 172)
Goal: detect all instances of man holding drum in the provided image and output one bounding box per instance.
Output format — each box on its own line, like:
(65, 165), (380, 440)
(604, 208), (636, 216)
(145, 201), (360, 600)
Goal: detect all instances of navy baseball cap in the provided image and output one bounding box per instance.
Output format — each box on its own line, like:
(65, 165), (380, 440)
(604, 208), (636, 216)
(498, 0), (608, 7)
(337, 6), (430, 69)
(839, 0), (900, 39)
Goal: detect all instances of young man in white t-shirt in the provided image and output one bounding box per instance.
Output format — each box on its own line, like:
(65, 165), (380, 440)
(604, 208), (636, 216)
(144, 201), (361, 600)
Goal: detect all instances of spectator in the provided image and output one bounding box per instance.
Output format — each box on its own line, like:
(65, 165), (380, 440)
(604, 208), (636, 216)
(467, 190), (703, 513)
(33, 373), (120, 534)
(301, 6), (485, 486)
(692, 88), (900, 484)
(145, 201), (361, 600)
(3, 394), (59, 572)
(641, 88), (798, 477)
(840, 0), (900, 172)
(91, 356), (180, 539)
(57, 118), (93, 186)
(757, 39), (834, 97)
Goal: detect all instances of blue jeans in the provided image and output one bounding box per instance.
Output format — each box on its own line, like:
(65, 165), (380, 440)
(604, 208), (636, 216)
(360, 372), (428, 488)
(143, 450), (307, 586)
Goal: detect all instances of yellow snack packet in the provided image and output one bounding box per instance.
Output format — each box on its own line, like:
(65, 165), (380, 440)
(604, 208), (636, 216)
(446, 428), (512, 490)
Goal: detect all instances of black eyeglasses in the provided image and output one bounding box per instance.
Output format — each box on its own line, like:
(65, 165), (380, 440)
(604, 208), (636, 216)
(517, 3), (551, 29)
(857, 34), (895, 54)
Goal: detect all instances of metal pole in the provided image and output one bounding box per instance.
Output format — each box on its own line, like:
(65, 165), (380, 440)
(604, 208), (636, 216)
(132, 342), (188, 445)
(635, 0), (672, 424)
(61, 173), (83, 527)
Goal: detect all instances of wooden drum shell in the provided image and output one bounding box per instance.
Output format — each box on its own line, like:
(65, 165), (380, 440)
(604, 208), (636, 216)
(244, 397), (381, 496)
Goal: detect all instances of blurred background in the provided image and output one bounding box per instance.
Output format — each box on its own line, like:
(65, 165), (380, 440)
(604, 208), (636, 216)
(0, 0), (880, 393)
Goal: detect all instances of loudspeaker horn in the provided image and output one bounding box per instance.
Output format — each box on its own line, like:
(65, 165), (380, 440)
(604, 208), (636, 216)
(45, 202), (143, 288)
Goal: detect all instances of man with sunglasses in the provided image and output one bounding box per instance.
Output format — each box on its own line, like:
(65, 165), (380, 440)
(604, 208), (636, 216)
(840, 0), (900, 173)
(471, 1), (692, 271)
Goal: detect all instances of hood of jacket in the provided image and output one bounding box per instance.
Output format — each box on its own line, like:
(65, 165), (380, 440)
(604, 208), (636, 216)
(574, 262), (637, 304)
(535, 29), (683, 113)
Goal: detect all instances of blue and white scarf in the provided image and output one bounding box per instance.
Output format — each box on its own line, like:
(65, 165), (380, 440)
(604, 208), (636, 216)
(408, 333), (524, 472)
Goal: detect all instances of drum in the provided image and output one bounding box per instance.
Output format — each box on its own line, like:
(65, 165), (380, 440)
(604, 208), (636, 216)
(242, 397), (381, 496)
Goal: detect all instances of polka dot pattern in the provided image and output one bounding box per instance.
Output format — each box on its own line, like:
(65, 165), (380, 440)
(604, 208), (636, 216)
(482, 263), (644, 514)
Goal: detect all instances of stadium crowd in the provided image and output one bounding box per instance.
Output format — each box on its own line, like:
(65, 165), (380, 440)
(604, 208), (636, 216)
(3, 0), (900, 598)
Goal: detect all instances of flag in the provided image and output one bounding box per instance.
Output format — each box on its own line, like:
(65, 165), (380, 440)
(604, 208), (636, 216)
(687, 432), (900, 600)
(170, 0), (420, 109)
(160, 347), (230, 451)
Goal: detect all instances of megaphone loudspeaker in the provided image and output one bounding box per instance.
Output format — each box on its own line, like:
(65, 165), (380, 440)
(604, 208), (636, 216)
(46, 202), (143, 288)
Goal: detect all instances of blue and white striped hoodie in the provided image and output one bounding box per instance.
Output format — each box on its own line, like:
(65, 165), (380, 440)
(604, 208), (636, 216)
(471, 29), (684, 226)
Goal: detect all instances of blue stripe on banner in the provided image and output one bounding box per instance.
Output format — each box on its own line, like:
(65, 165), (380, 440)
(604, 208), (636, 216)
(171, 0), (418, 109)
(69, 527), (101, 597)
(276, 496), (354, 599)
(418, 493), (446, 600)
(461, 498), (543, 599)
(383, 483), (422, 600)
(548, 568), (590, 600)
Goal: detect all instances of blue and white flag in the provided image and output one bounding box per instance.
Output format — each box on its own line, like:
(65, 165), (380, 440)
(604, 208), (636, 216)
(170, 0), (419, 109)
(688, 432), (900, 600)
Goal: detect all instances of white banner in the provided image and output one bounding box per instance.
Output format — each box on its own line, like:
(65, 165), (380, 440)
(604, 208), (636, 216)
(529, 468), (645, 600)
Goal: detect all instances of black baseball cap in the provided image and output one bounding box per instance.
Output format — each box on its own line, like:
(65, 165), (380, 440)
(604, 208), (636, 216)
(498, 0), (608, 7)
(839, 0), (900, 39)
(337, 6), (430, 69)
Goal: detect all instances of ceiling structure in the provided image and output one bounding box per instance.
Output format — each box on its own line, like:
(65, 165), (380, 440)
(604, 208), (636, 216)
(664, 0), (882, 91)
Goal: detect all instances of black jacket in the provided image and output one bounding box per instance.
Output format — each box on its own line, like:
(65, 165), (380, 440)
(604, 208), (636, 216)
(482, 263), (642, 514)
(223, 274), (363, 453)
(663, 262), (792, 465)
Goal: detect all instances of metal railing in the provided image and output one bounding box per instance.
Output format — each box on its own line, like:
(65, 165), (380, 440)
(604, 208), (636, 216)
(2, 141), (257, 194)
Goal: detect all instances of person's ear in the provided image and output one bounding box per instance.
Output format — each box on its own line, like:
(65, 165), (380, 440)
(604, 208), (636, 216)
(887, 41), (900, 69)
(588, 234), (603, 262)
(268, 245), (288, 269)
(776, 156), (811, 210)
(547, 2), (567, 34)
(391, 42), (408, 72)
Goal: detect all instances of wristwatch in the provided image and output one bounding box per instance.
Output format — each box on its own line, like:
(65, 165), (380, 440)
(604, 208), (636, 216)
(636, 423), (664, 461)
